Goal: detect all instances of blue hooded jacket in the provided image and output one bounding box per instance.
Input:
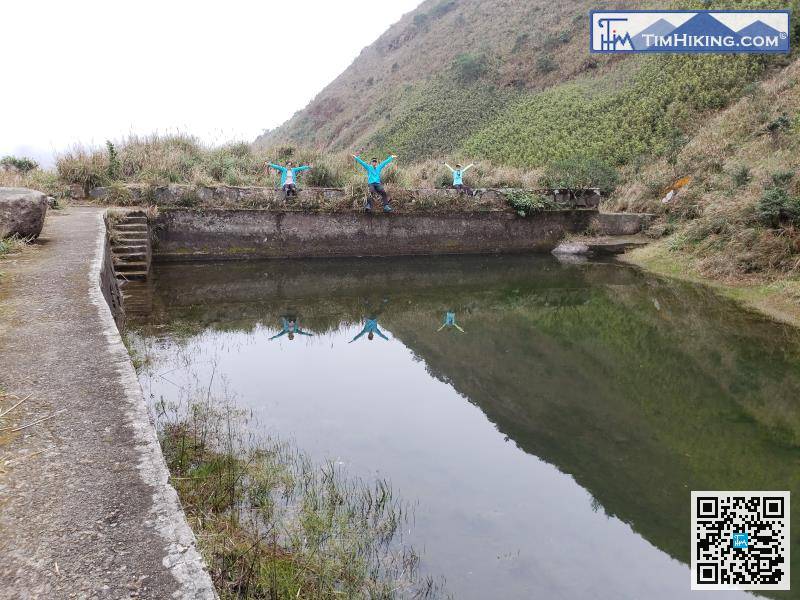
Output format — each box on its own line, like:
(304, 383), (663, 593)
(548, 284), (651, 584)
(445, 163), (473, 186)
(354, 155), (394, 184)
(437, 311), (465, 332)
(269, 164), (311, 186)
(349, 318), (389, 342)
(269, 317), (312, 340)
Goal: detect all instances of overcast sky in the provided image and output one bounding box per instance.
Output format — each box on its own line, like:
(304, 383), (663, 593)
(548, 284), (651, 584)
(1, 0), (422, 167)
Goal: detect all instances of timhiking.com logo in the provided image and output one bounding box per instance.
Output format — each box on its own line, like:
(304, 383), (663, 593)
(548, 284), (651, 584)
(590, 10), (791, 54)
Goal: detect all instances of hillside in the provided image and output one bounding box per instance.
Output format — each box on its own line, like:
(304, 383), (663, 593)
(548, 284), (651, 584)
(255, 0), (800, 310)
(254, 0), (622, 155)
(256, 0), (795, 163)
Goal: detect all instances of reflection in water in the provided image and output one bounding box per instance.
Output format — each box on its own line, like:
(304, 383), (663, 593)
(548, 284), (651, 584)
(350, 298), (391, 342)
(127, 255), (800, 600)
(269, 315), (313, 340)
(438, 311), (465, 333)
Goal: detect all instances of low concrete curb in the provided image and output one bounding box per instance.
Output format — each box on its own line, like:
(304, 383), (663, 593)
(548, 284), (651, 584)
(89, 212), (217, 599)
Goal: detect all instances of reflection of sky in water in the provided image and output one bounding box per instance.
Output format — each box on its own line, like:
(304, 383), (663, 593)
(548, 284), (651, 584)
(137, 321), (753, 600)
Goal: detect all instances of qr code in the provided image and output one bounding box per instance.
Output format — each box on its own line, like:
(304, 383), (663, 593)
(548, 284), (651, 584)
(692, 491), (790, 590)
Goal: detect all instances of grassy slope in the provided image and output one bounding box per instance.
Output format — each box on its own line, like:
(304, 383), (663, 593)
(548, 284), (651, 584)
(255, 0), (623, 155)
(257, 0), (800, 317)
(615, 52), (800, 324)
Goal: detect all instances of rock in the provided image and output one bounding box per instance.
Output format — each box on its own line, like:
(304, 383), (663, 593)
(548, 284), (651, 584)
(552, 241), (590, 255)
(70, 183), (87, 199)
(0, 187), (49, 239)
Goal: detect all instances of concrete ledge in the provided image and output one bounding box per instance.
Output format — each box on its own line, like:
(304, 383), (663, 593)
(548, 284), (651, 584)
(590, 212), (654, 236)
(88, 183), (602, 211)
(152, 208), (597, 261)
(90, 212), (217, 598)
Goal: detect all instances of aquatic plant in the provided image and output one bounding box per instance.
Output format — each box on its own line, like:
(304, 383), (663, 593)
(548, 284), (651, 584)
(151, 384), (448, 599)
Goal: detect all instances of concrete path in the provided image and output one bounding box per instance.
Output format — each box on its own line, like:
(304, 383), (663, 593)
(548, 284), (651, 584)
(0, 207), (215, 599)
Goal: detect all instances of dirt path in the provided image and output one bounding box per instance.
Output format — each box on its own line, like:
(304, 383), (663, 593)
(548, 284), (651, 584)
(0, 207), (215, 599)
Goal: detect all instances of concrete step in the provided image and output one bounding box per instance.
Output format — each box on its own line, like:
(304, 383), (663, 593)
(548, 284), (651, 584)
(123, 215), (147, 223)
(113, 253), (146, 263)
(553, 235), (650, 257)
(115, 261), (149, 272)
(115, 224), (148, 232)
(117, 271), (148, 281)
(112, 245), (148, 255)
(115, 235), (149, 242)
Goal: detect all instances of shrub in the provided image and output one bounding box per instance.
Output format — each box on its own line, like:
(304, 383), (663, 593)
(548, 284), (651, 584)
(0, 155), (38, 173)
(756, 187), (800, 228)
(57, 148), (109, 188)
(767, 112), (791, 133)
(512, 33), (530, 52)
(452, 52), (488, 83)
(430, 0), (456, 18)
(536, 54), (556, 74)
(304, 162), (344, 188)
(106, 141), (120, 180)
(505, 191), (556, 216)
(771, 170), (794, 188)
(541, 156), (619, 195)
(731, 165), (751, 188)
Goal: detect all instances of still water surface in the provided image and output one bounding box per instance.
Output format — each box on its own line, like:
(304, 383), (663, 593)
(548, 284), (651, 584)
(127, 255), (800, 599)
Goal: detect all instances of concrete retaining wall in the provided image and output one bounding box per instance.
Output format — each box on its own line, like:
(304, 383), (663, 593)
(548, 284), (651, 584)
(590, 212), (654, 236)
(152, 209), (597, 261)
(100, 214), (125, 327)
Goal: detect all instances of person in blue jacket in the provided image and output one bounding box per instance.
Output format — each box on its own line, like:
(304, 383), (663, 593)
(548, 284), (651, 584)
(437, 311), (465, 333)
(267, 161), (312, 197)
(352, 152), (397, 212)
(349, 318), (389, 342)
(350, 298), (390, 342)
(269, 316), (313, 341)
(444, 163), (474, 196)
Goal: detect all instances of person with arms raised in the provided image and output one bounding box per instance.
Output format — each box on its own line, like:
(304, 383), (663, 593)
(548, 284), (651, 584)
(353, 151), (397, 212)
(267, 160), (312, 198)
(444, 162), (474, 196)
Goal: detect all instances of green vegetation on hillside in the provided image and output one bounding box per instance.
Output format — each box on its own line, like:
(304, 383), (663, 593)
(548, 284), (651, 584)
(252, 0), (800, 295)
(368, 76), (519, 158)
(462, 54), (768, 166)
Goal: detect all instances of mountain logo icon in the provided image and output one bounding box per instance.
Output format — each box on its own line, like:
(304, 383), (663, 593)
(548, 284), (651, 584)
(591, 10), (790, 54)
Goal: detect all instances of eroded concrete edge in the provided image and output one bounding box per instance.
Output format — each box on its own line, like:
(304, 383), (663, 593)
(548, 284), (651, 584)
(89, 211), (217, 599)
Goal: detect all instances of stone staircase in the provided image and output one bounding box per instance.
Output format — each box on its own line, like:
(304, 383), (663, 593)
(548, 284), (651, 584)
(109, 210), (151, 281)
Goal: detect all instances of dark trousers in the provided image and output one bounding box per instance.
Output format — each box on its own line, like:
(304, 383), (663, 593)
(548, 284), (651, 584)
(367, 183), (390, 207)
(283, 183), (297, 197)
(454, 184), (473, 196)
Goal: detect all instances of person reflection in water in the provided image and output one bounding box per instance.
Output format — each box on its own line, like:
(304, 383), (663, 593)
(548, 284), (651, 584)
(350, 299), (390, 342)
(269, 316), (313, 341)
(437, 311), (465, 333)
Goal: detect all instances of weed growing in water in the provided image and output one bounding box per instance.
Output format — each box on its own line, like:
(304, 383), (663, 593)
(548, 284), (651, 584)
(150, 380), (449, 599)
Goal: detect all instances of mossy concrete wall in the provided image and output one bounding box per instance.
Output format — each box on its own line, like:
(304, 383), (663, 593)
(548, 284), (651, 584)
(152, 209), (598, 261)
